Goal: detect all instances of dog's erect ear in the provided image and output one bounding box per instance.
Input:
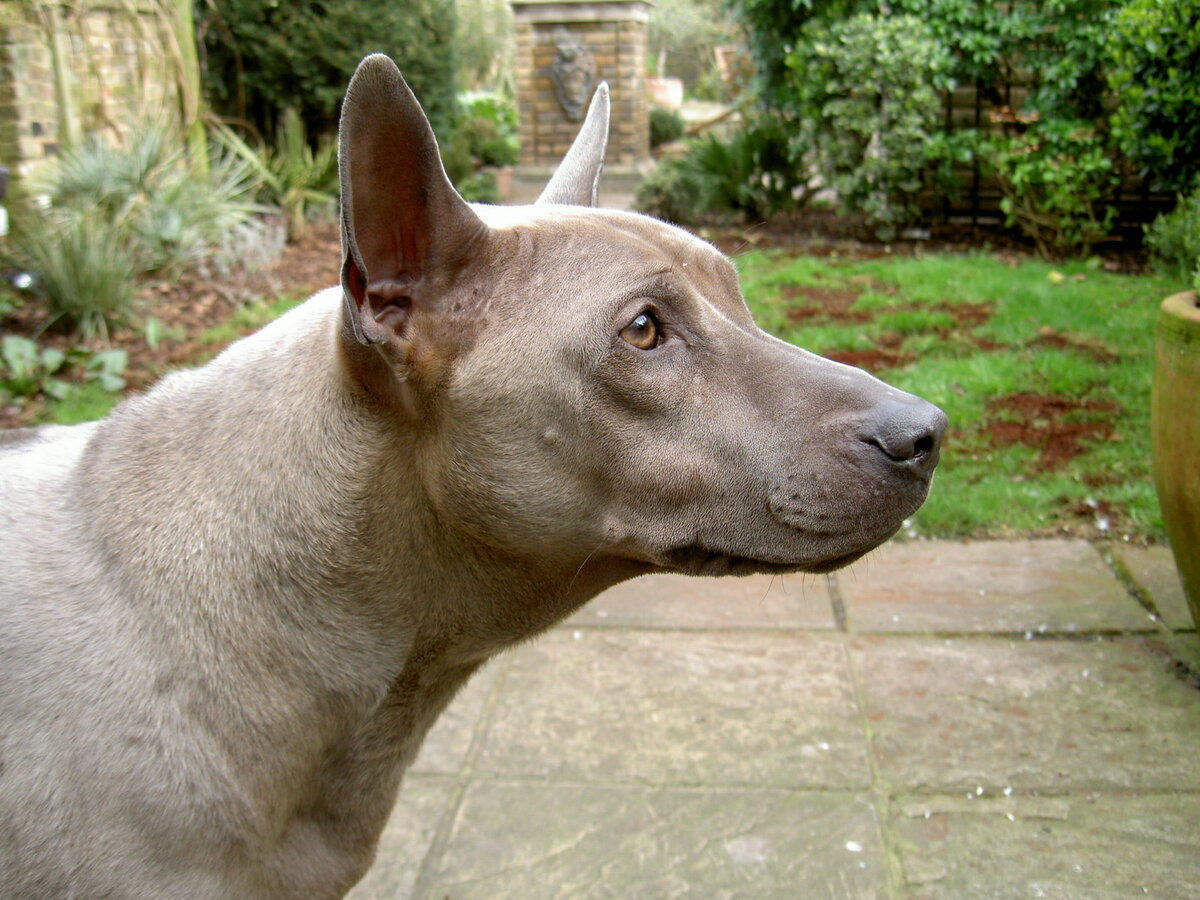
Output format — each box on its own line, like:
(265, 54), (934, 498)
(536, 83), (610, 207)
(338, 54), (488, 347)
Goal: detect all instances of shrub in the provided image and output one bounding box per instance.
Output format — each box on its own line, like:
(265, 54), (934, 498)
(649, 107), (686, 149)
(729, 0), (1123, 232)
(47, 128), (264, 276)
(783, 13), (952, 239)
(456, 94), (520, 168)
(10, 211), (137, 341)
(439, 93), (519, 201)
(1145, 189), (1200, 285)
(1108, 0), (1200, 194)
(980, 119), (1117, 258)
(9, 126), (266, 338)
(454, 171), (501, 205)
(635, 156), (707, 225)
(199, 0), (459, 142)
(728, 0), (853, 110)
(638, 118), (804, 225)
(215, 109), (339, 243)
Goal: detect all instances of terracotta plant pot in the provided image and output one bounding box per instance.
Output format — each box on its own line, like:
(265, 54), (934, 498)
(1151, 290), (1200, 625)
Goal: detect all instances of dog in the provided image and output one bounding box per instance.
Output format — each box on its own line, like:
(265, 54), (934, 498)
(0, 55), (945, 898)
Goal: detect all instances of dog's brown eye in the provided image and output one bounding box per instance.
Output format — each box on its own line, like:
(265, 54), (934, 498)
(620, 311), (661, 350)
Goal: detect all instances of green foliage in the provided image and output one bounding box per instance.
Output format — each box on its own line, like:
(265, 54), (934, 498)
(455, 171), (501, 204)
(456, 0), (515, 91)
(832, 0), (1118, 122)
(636, 120), (801, 225)
(980, 120), (1117, 258)
(214, 109), (338, 243)
(198, 0), (459, 141)
(0, 336), (126, 406)
(649, 0), (732, 91)
(1145, 189), (1200, 286)
(10, 211), (137, 341)
(438, 93), (518, 202)
(649, 107), (685, 149)
(784, 13), (952, 239)
(635, 155), (707, 225)
(1108, 0), (1200, 194)
(728, 0), (1126, 246)
(259, 107), (338, 242)
(83, 349), (129, 393)
(9, 126), (265, 338)
(727, 0), (865, 109)
(45, 128), (264, 276)
(1, 335), (68, 401)
(455, 94), (520, 168)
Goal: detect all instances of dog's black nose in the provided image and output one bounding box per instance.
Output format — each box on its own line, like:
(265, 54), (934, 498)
(861, 397), (947, 475)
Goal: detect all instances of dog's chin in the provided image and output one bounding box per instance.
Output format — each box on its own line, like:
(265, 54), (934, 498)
(661, 530), (896, 577)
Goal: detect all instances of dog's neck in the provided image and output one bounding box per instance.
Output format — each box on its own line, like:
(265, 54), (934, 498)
(77, 287), (615, 714)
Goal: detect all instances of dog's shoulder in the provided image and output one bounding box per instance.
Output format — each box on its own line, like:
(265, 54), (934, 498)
(0, 420), (98, 487)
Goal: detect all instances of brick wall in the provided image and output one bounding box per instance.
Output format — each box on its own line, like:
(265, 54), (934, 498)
(513, 0), (651, 170)
(0, 2), (179, 184)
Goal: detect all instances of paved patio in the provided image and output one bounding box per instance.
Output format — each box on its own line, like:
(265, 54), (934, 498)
(349, 539), (1200, 900)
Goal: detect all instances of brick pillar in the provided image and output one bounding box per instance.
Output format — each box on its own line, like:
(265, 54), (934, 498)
(512, 0), (652, 198)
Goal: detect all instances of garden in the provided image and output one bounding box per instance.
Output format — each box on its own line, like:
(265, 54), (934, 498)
(1, 0), (1198, 547)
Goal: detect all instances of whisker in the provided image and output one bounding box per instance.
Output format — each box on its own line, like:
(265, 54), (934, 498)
(568, 535), (609, 594)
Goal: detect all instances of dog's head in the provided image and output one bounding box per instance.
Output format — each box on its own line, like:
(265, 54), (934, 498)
(337, 55), (945, 578)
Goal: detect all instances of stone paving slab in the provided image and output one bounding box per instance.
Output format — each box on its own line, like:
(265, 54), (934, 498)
(848, 635), (1200, 792)
(891, 792), (1200, 900)
(345, 539), (1198, 898)
(1109, 543), (1194, 631)
(425, 782), (887, 900)
(1164, 633), (1200, 674)
(347, 776), (458, 900)
(567, 571), (835, 631)
(474, 629), (872, 788)
(837, 540), (1155, 633)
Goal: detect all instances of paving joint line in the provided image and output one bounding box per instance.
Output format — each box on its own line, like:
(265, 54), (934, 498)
(408, 656), (515, 899)
(826, 572), (849, 632)
(838, 628), (904, 898)
(1095, 541), (1170, 631)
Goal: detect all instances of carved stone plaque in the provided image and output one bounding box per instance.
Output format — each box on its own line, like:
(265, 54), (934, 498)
(548, 28), (595, 121)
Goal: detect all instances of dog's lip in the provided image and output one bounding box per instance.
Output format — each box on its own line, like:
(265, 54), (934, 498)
(662, 541), (881, 577)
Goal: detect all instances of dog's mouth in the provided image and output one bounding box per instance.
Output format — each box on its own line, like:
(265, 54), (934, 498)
(663, 543), (876, 577)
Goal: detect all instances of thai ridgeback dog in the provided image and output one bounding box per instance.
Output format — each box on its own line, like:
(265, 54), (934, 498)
(0, 55), (945, 898)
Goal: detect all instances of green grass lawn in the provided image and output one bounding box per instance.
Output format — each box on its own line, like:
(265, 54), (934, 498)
(736, 250), (1184, 541)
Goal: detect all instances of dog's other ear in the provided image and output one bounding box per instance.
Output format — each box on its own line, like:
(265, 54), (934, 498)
(338, 54), (488, 347)
(536, 83), (610, 207)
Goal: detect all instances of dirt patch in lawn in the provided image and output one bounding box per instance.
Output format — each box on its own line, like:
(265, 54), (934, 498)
(823, 348), (916, 371)
(1030, 326), (1120, 365)
(783, 285), (873, 323)
(781, 283), (996, 373)
(983, 392), (1119, 471)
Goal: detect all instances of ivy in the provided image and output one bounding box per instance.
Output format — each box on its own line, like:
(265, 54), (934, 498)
(980, 119), (1118, 257)
(784, 13), (953, 239)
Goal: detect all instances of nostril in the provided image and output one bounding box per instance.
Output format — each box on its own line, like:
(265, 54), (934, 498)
(864, 436), (909, 463)
(861, 402), (947, 469)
